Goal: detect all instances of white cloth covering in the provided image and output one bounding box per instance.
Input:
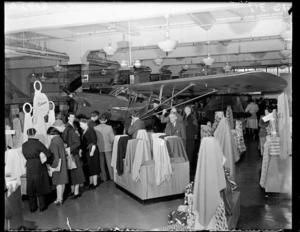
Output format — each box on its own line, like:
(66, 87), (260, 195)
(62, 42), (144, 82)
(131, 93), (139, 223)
(277, 93), (292, 159)
(111, 135), (128, 173)
(5, 148), (26, 186)
(136, 129), (151, 158)
(22, 105), (34, 144)
(131, 139), (151, 182)
(12, 117), (23, 148)
(192, 137), (227, 229)
(152, 138), (173, 185)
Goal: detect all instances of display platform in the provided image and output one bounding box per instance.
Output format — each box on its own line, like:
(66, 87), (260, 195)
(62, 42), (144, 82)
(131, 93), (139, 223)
(114, 158), (189, 201)
(227, 191), (240, 230)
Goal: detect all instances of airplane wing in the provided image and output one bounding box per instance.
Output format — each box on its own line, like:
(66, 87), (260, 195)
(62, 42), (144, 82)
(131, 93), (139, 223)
(112, 71), (287, 97)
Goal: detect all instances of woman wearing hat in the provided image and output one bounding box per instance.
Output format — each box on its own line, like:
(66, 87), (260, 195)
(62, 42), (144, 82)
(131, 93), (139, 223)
(53, 113), (85, 199)
(22, 128), (53, 213)
(47, 126), (69, 205)
(79, 118), (101, 189)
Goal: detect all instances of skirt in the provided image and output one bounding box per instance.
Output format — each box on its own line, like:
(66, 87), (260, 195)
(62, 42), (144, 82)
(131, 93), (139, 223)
(69, 154), (86, 185)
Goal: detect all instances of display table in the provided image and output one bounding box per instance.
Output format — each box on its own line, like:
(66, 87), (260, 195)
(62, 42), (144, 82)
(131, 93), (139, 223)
(5, 179), (24, 230)
(114, 158), (189, 201)
(5, 148), (26, 185)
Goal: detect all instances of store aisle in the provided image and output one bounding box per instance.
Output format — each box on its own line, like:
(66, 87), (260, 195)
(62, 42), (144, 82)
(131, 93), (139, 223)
(235, 136), (292, 230)
(21, 137), (292, 230)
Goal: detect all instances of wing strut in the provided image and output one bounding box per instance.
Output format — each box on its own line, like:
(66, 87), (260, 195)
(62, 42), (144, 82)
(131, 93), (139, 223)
(140, 83), (195, 119)
(141, 89), (217, 120)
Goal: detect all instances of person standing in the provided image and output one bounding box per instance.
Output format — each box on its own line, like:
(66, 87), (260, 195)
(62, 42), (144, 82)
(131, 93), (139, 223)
(47, 126), (69, 205)
(94, 114), (115, 181)
(164, 112), (186, 145)
(151, 99), (165, 132)
(88, 111), (100, 128)
(22, 128), (52, 212)
(160, 107), (183, 124)
(53, 113), (85, 199)
(183, 105), (199, 177)
(258, 106), (271, 155)
(79, 118), (101, 189)
(245, 99), (259, 138)
(128, 111), (145, 139)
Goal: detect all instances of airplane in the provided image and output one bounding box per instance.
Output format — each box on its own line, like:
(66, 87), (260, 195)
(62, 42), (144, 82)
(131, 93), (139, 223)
(65, 71), (287, 129)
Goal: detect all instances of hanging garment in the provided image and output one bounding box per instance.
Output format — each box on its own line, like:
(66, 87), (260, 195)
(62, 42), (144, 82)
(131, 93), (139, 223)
(277, 93), (292, 159)
(165, 136), (188, 161)
(111, 135), (128, 173)
(226, 106), (234, 130)
(214, 117), (239, 181)
(116, 136), (129, 176)
(131, 139), (152, 182)
(19, 111), (25, 133)
(260, 136), (271, 188)
(12, 117), (22, 148)
(235, 120), (246, 153)
(152, 138), (173, 185)
(22, 103), (34, 144)
(124, 139), (140, 174)
(136, 129), (151, 158)
(192, 137), (227, 229)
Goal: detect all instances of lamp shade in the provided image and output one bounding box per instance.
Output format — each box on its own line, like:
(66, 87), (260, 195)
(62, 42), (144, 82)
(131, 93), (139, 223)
(182, 64), (189, 70)
(223, 65), (232, 72)
(153, 58), (164, 65)
(134, 60), (141, 68)
(120, 60), (128, 68)
(279, 49), (291, 58)
(100, 69), (107, 75)
(53, 64), (62, 72)
(103, 46), (117, 55)
(158, 39), (177, 52)
(203, 56), (215, 66)
(281, 30), (292, 41)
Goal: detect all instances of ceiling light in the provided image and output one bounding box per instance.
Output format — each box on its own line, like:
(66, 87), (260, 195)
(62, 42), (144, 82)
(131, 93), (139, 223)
(158, 15), (177, 53)
(103, 39), (117, 56)
(203, 55), (215, 66)
(223, 64), (232, 72)
(40, 73), (47, 81)
(120, 60), (129, 68)
(134, 60), (141, 68)
(280, 49), (291, 58)
(53, 64), (62, 72)
(182, 64), (189, 70)
(100, 69), (107, 75)
(153, 57), (164, 66)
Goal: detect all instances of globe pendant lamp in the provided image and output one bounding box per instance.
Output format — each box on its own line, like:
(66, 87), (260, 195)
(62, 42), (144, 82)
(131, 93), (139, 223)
(53, 60), (62, 72)
(153, 57), (164, 66)
(203, 41), (214, 66)
(158, 15), (177, 53)
(134, 60), (141, 68)
(103, 39), (117, 56)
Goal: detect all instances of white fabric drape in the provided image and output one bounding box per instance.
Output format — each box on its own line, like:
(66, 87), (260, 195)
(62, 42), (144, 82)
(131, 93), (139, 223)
(152, 138), (173, 185)
(12, 117), (23, 148)
(136, 129), (151, 158)
(5, 147), (26, 185)
(111, 135), (128, 173)
(22, 104), (34, 144)
(277, 93), (292, 159)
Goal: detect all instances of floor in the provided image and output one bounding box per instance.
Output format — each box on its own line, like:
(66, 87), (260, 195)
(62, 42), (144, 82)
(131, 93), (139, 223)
(21, 137), (292, 230)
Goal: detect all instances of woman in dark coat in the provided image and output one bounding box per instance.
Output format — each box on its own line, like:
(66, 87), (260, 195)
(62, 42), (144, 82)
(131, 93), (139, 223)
(53, 115), (85, 200)
(22, 128), (52, 212)
(47, 127), (69, 205)
(79, 118), (101, 189)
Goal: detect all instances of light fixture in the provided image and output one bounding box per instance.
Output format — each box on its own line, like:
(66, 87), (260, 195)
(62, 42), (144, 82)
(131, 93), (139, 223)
(53, 60), (62, 72)
(134, 60), (141, 68)
(203, 41), (215, 66)
(221, 41), (232, 72)
(279, 41), (291, 58)
(103, 39), (117, 56)
(158, 15), (177, 53)
(120, 60), (129, 68)
(100, 69), (107, 76)
(182, 59), (189, 70)
(153, 57), (164, 66)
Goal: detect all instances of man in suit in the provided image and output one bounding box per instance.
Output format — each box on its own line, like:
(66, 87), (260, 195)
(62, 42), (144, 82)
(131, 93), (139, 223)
(128, 111), (145, 139)
(164, 112), (186, 146)
(88, 111), (100, 128)
(94, 114), (115, 181)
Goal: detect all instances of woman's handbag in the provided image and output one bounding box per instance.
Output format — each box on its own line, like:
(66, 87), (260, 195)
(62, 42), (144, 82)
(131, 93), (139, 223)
(48, 158), (62, 177)
(67, 155), (77, 170)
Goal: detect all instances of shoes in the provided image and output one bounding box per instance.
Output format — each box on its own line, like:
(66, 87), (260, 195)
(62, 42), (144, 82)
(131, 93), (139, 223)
(68, 192), (74, 197)
(70, 193), (81, 200)
(30, 208), (38, 213)
(88, 184), (96, 190)
(53, 199), (63, 205)
(39, 206), (48, 212)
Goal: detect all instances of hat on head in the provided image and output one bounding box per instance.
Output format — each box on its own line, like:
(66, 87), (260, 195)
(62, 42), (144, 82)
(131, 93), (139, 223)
(27, 128), (36, 136)
(52, 119), (65, 127)
(100, 114), (107, 121)
(153, 99), (160, 104)
(131, 110), (140, 118)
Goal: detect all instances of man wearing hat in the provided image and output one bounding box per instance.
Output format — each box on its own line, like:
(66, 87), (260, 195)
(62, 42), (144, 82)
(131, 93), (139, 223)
(152, 99), (165, 133)
(128, 110), (145, 139)
(94, 114), (115, 181)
